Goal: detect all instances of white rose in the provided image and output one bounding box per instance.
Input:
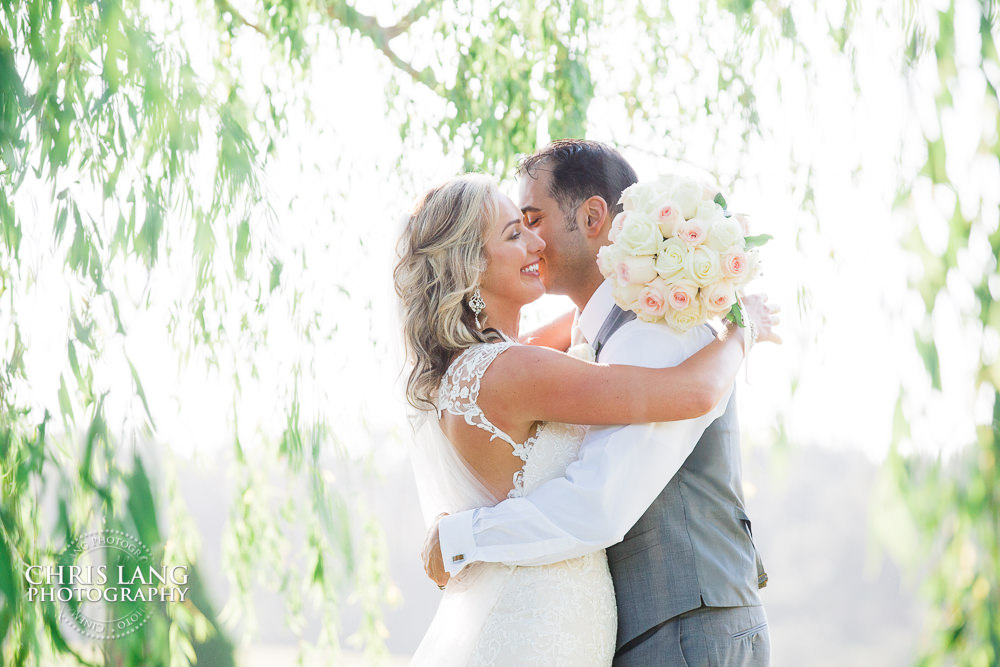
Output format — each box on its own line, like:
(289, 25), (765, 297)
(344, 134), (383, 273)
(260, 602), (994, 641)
(620, 182), (658, 213)
(608, 212), (628, 242)
(683, 246), (722, 287)
(614, 255), (658, 287)
(616, 216), (662, 256)
(655, 237), (689, 280)
(597, 244), (627, 278)
(664, 298), (706, 333)
(705, 217), (744, 252)
(613, 283), (643, 311)
(694, 200), (726, 226)
(666, 177), (702, 219)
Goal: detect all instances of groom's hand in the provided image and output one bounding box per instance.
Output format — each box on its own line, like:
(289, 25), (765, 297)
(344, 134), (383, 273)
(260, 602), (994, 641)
(742, 294), (782, 344)
(422, 513), (450, 588)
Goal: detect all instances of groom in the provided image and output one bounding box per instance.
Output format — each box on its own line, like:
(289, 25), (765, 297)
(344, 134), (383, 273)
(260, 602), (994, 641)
(424, 139), (770, 665)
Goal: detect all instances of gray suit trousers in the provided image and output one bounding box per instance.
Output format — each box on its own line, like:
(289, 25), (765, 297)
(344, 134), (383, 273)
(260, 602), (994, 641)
(613, 605), (770, 667)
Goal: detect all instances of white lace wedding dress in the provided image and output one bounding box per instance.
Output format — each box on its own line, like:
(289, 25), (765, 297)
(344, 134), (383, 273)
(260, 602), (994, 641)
(411, 341), (617, 666)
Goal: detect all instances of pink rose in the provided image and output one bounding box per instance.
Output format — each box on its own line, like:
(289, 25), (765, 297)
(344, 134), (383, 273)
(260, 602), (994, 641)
(675, 218), (706, 247)
(637, 280), (670, 320)
(721, 247), (749, 280)
(700, 281), (737, 315)
(656, 201), (683, 237)
(667, 280), (698, 310)
(615, 255), (657, 286)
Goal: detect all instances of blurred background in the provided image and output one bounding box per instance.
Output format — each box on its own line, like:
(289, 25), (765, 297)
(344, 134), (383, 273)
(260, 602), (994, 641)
(1, 0), (997, 665)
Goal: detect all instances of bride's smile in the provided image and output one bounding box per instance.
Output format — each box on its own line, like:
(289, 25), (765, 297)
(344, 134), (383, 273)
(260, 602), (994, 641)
(477, 194), (546, 329)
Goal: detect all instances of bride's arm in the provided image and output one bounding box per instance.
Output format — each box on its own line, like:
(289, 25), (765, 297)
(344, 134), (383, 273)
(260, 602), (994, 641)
(519, 309), (575, 351)
(483, 323), (746, 428)
(486, 295), (779, 428)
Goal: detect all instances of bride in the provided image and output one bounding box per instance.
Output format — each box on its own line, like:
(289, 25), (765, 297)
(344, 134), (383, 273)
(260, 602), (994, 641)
(394, 173), (774, 665)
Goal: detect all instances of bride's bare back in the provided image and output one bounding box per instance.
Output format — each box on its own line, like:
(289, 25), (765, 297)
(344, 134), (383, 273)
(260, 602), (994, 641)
(437, 342), (539, 503)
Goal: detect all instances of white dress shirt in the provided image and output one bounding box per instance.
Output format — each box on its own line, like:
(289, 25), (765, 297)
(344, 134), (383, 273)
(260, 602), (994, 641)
(438, 280), (734, 574)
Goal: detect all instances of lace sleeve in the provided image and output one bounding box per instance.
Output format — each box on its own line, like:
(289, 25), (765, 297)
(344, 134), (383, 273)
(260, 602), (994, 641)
(437, 342), (530, 458)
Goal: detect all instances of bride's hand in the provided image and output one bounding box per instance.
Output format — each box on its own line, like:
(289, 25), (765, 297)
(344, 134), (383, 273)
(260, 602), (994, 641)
(422, 513), (450, 589)
(740, 294), (782, 345)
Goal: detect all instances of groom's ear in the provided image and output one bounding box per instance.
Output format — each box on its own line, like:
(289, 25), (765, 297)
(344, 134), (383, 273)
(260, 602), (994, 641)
(581, 196), (609, 239)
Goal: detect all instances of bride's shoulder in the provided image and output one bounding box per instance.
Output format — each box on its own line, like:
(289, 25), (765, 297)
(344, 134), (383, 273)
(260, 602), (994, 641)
(449, 341), (568, 393)
(437, 340), (523, 412)
(443, 340), (519, 380)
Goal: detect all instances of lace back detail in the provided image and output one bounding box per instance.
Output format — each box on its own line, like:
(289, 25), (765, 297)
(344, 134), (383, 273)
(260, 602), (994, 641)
(437, 342), (538, 497)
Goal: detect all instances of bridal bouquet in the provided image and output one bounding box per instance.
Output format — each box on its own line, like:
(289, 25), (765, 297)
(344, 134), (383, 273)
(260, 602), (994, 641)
(597, 175), (770, 332)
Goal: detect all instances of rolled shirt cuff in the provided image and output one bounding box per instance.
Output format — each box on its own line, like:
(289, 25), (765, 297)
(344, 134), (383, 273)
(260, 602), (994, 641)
(439, 509), (479, 576)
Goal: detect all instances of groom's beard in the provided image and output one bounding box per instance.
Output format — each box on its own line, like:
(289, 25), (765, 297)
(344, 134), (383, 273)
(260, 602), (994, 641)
(538, 259), (569, 297)
(539, 252), (595, 299)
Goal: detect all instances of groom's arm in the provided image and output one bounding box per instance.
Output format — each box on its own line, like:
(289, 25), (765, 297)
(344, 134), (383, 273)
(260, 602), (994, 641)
(437, 322), (731, 575)
(519, 309), (575, 350)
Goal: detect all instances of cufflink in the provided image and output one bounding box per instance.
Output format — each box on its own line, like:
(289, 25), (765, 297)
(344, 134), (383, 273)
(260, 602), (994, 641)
(452, 554), (464, 563)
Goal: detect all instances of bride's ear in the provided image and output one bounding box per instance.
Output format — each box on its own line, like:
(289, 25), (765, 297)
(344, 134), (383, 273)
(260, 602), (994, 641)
(581, 196), (609, 239)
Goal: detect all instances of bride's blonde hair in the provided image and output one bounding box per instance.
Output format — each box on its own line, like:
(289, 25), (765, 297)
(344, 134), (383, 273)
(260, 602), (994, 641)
(394, 174), (504, 411)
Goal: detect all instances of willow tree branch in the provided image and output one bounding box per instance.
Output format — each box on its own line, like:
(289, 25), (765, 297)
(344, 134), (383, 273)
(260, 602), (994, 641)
(323, 0), (442, 92)
(214, 0), (267, 36)
(384, 0), (439, 39)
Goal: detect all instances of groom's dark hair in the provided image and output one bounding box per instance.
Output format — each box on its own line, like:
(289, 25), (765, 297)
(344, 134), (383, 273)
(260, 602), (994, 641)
(516, 139), (638, 231)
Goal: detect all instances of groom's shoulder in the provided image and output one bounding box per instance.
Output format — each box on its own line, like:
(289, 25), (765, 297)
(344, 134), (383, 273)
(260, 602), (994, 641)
(600, 319), (714, 367)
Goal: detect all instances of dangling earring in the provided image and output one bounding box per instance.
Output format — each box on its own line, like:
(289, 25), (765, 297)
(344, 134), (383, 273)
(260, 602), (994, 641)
(469, 288), (486, 328)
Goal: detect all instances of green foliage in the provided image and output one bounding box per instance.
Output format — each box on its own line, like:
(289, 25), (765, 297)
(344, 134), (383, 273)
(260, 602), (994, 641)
(0, 0), (395, 663)
(0, 0), (804, 661)
(321, 0), (596, 175)
(725, 302), (745, 327)
(743, 234), (773, 249)
(6, 0), (993, 664)
(884, 2), (1000, 664)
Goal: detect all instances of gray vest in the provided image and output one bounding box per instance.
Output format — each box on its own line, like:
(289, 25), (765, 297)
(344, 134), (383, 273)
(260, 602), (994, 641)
(595, 307), (767, 650)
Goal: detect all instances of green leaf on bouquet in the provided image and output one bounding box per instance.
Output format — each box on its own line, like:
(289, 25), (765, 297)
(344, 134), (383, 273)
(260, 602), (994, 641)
(725, 303), (745, 327)
(744, 234), (773, 248)
(714, 192), (728, 210)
